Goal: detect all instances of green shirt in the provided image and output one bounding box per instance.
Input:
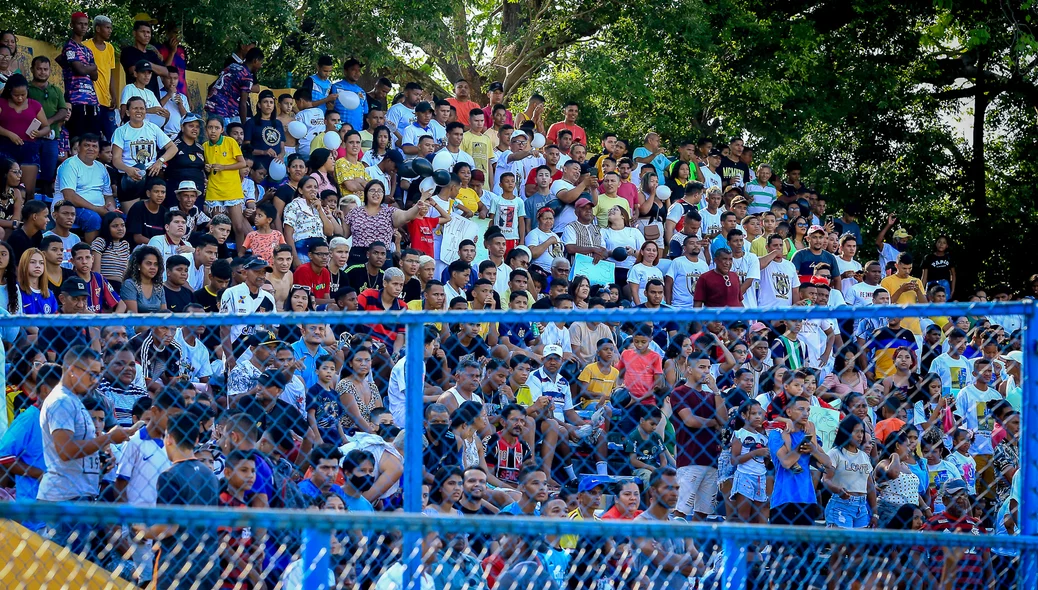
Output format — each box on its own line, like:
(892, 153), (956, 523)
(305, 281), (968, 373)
(27, 83), (66, 135)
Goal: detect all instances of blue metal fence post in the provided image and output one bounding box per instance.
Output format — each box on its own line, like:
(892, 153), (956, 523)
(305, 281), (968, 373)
(301, 527), (331, 590)
(1020, 301), (1038, 589)
(402, 321), (426, 590)
(721, 536), (746, 590)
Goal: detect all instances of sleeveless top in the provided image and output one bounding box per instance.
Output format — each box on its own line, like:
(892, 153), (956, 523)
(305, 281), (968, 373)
(0, 99), (42, 141)
(460, 435), (481, 469)
(877, 465), (920, 505)
(335, 377), (380, 431)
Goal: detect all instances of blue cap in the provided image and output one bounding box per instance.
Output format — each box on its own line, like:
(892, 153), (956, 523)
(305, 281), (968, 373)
(578, 475), (615, 493)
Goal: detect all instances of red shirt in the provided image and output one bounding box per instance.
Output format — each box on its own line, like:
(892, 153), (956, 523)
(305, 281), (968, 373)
(407, 216), (438, 257)
(693, 270), (743, 307)
(547, 121), (587, 147)
(292, 263), (330, 300)
(617, 349), (663, 402)
(920, 512), (989, 589)
(357, 287), (407, 343)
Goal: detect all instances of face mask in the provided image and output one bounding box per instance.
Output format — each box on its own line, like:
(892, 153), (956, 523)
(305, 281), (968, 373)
(350, 474), (375, 492)
(334, 123), (343, 131)
(427, 423), (450, 442)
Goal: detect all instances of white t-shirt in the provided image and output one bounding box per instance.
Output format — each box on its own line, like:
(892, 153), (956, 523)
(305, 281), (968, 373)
(56, 156), (112, 207)
(219, 283), (276, 342)
(601, 227), (643, 270)
(729, 252), (761, 308)
(495, 151), (544, 199)
(159, 90), (190, 136)
(115, 428), (172, 506)
(549, 179), (578, 232)
(836, 256), (862, 276)
(487, 193), (526, 241)
(400, 122), (434, 147)
(848, 282), (881, 306)
(954, 384), (1003, 455)
(431, 147), (475, 172)
(757, 258), (800, 308)
(294, 108), (325, 156)
(386, 103), (416, 136)
(665, 255), (708, 308)
(733, 428), (768, 476)
(120, 84), (165, 128)
(524, 227), (562, 271)
(930, 353), (971, 394)
(699, 208), (724, 238)
(111, 121), (172, 169)
(627, 263), (664, 303)
(700, 165), (722, 191)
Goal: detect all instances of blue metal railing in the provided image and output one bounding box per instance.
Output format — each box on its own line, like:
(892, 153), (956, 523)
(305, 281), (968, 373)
(0, 301), (1034, 590)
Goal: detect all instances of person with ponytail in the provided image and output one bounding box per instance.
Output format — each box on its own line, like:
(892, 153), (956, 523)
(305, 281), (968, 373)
(729, 400), (769, 523)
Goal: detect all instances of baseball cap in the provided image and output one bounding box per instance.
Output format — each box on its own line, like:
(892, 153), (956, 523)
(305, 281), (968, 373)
(385, 150), (404, 165)
(134, 60), (153, 73)
(257, 369), (288, 390)
(892, 228), (912, 240)
(808, 224), (826, 235)
(729, 320), (748, 331)
(60, 277), (88, 297)
(471, 169), (485, 182)
(488, 81), (504, 92)
(940, 478), (969, 497)
(176, 180), (199, 194)
(182, 112), (203, 126)
(543, 344), (564, 358)
(575, 197), (593, 208)
(730, 196), (748, 207)
(93, 15), (112, 25)
(242, 256), (273, 272)
(578, 475), (615, 493)
(414, 101), (433, 113)
(133, 12), (158, 24)
(510, 130), (528, 141)
(708, 148), (722, 157)
(749, 321), (768, 333)
(1002, 350), (1023, 364)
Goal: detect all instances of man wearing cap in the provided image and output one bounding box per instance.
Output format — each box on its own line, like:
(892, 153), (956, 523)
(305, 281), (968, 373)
(482, 81), (513, 126)
(563, 197), (607, 262)
(494, 130), (545, 199)
(875, 212), (911, 272)
(558, 475), (615, 550)
(791, 224), (842, 289)
(400, 101), (435, 155)
(57, 12), (102, 141)
(219, 256), (276, 371)
(330, 58), (368, 130)
(56, 133), (113, 242)
(83, 16), (117, 139)
(226, 333), (279, 399)
(919, 478), (994, 587)
(36, 277), (96, 358)
(120, 18), (167, 102)
(699, 148), (723, 191)
(387, 82), (423, 141)
(120, 59), (169, 128)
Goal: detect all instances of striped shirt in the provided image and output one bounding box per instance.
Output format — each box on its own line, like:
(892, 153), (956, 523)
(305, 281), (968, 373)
(90, 238), (131, 285)
(744, 180), (777, 215)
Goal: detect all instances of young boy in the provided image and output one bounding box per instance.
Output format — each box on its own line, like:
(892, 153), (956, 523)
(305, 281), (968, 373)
(577, 338), (620, 409)
(277, 93), (298, 153)
(627, 405), (674, 482)
(242, 202), (286, 265)
(219, 450), (262, 589)
(306, 355), (347, 445)
(946, 428), (978, 496)
(484, 172), (525, 250)
(293, 88), (325, 158)
(42, 200), (81, 268)
(441, 322), (492, 372)
(497, 291), (540, 356)
(617, 326), (664, 405)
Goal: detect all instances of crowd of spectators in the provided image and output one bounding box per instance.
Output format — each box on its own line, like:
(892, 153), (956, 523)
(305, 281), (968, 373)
(0, 10), (1028, 590)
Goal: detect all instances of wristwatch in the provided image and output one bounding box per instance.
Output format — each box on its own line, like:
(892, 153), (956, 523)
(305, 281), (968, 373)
(158, 157), (166, 164)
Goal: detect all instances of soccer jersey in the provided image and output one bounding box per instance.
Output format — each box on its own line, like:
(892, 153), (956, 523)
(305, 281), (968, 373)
(204, 63), (254, 117)
(61, 39), (98, 105)
(202, 137), (245, 202)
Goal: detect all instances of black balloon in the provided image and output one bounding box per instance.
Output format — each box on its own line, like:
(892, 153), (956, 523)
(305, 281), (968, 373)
(433, 169), (451, 186)
(412, 157), (434, 178)
(398, 161), (415, 178)
(612, 246), (628, 261)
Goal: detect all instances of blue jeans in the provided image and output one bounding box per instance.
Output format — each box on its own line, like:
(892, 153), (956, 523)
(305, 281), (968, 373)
(99, 106), (117, 141)
(38, 138), (59, 182)
(74, 207), (103, 233)
(927, 279), (951, 298)
(824, 494), (870, 528)
(294, 239), (311, 264)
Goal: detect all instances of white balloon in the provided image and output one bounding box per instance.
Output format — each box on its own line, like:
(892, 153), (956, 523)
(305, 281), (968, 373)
(420, 176), (437, 193)
(531, 132), (546, 149)
(288, 121), (307, 140)
(268, 159), (287, 181)
(323, 131), (342, 151)
(656, 185), (672, 200)
(338, 91), (360, 110)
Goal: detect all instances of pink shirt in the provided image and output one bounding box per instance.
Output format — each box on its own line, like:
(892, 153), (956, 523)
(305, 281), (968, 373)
(0, 99), (42, 141)
(617, 182), (639, 211)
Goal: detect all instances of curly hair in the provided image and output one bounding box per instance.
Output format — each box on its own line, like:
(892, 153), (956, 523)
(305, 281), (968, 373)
(124, 245), (164, 285)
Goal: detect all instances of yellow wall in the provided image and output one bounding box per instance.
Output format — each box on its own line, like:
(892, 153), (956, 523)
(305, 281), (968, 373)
(15, 35), (290, 114)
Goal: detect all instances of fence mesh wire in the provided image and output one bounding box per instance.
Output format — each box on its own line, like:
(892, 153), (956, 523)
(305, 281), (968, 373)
(0, 304), (1030, 589)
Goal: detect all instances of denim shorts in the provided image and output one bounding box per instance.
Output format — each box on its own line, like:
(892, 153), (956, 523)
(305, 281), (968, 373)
(825, 494), (870, 528)
(74, 207), (102, 233)
(0, 138), (40, 167)
(717, 449), (735, 483)
(730, 471), (767, 502)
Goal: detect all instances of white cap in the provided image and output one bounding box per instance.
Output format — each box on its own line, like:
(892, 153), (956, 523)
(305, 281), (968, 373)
(1002, 350), (1023, 364)
(543, 344), (564, 358)
(510, 130), (529, 141)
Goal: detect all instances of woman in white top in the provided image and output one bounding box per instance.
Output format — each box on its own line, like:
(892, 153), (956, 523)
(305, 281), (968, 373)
(636, 171), (667, 248)
(824, 416), (877, 528)
(626, 240), (663, 305)
(601, 205), (643, 287)
(524, 207), (563, 272)
(874, 428), (924, 527)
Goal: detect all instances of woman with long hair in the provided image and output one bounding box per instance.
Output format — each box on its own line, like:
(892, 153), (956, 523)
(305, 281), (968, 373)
(665, 160), (691, 201)
(824, 415), (877, 529)
(361, 125), (392, 167)
(342, 179), (427, 265)
(601, 205), (642, 287)
(663, 334), (693, 387)
(568, 274), (591, 309)
(0, 74), (48, 200)
(17, 248), (54, 316)
(271, 153), (308, 230)
(842, 391), (877, 459)
(0, 157), (22, 239)
(90, 212), (130, 291)
(874, 428), (926, 527)
(307, 147), (337, 195)
(626, 240), (663, 306)
(336, 346), (383, 434)
(242, 89), (285, 172)
(334, 130), (370, 197)
(637, 170), (666, 248)
(0, 239), (19, 314)
(881, 347), (920, 403)
(283, 176), (336, 266)
(786, 216), (809, 258)
(822, 344), (868, 398)
(120, 245), (166, 313)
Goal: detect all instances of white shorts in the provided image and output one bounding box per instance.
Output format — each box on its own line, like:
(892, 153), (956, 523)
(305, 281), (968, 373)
(730, 471), (767, 503)
(676, 464), (718, 516)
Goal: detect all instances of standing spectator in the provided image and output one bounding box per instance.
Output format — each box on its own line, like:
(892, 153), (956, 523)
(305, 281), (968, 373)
(242, 90), (285, 172)
(26, 57), (67, 198)
(880, 252), (927, 335)
(446, 79), (481, 127)
(204, 48), (264, 125)
(875, 213), (911, 272)
(119, 60), (169, 128)
(919, 478), (994, 588)
(159, 69), (189, 138)
(57, 13), (101, 140)
(920, 235), (956, 298)
(671, 352), (725, 520)
(0, 74), (49, 201)
(157, 24), (188, 95)
(693, 249), (742, 307)
(331, 58), (368, 131)
(547, 101), (586, 147)
(119, 18), (167, 101)
(84, 15), (117, 140)
(110, 98), (177, 209)
(202, 117), (250, 248)
(57, 133), (112, 242)
(482, 81), (513, 126)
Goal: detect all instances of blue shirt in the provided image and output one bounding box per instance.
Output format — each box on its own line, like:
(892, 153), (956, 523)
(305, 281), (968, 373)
(631, 147), (671, 181)
(343, 492), (375, 512)
(768, 429), (818, 508)
(20, 288), (57, 315)
(306, 75), (333, 112)
(330, 80), (368, 131)
(500, 502), (541, 516)
(0, 405), (43, 502)
(297, 478), (345, 501)
(291, 340), (328, 389)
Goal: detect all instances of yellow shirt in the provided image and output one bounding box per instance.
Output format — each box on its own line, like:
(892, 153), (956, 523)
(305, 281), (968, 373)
(203, 137), (245, 202)
(593, 194), (631, 228)
(880, 274), (925, 334)
(750, 235), (769, 258)
(456, 187), (481, 214)
(84, 39), (115, 107)
(334, 158), (370, 196)
(577, 363), (619, 405)
(515, 384), (532, 406)
(462, 131), (495, 180)
(406, 299), (443, 331)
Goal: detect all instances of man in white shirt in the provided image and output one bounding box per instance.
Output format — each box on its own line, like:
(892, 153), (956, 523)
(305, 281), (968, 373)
(931, 328), (972, 394)
(432, 122), (475, 172)
(386, 82), (423, 141)
(757, 234), (801, 308)
(159, 70), (189, 138)
(400, 101), (435, 155)
(495, 130), (544, 199)
(120, 60), (169, 128)
(549, 160), (595, 233)
(665, 235), (709, 308)
(219, 256), (276, 370)
(56, 133), (113, 243)
(847, 261), (883, 306)
(726, 229), (760, 308)
(387, 327), (440, 429)
(147, 210), (193, 275)
(953, 357), (1004, 499)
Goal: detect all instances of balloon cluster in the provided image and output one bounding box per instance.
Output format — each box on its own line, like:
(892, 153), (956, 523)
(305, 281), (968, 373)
(402, 157), (452, 188)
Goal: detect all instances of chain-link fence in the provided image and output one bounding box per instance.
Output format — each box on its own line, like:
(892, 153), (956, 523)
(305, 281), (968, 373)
(0, 303), (1033, 589)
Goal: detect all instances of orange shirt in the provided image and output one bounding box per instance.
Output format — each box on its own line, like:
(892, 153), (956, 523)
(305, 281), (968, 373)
(547, 121), (587, 147)
(447, 98), (482, 126)
(618, 349), (663, 401)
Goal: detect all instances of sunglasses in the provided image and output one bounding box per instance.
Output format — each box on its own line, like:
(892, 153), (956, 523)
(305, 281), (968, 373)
(291, 284), (312, 292)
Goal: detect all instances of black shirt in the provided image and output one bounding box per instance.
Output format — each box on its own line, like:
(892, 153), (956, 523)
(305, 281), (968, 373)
(719, 157), (750, 186)
(164, 284), (196, 313)
(402, 277), (422, 303)
(164, 139), (206, 207)
(7, 228), (41, 268)
(119, 46), (163, 99)
(329, 267), (350, 296)
(921, 253), (953, 283)
(345, 264), (384, 292)
(235, 395), (308, 437)
(155, 459), (221, 588)
(126, 201), (167, 244)
(440, 334), (491, 371)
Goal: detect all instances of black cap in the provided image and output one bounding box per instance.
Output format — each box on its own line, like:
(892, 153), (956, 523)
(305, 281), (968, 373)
(487, 81), (504, 92)
(257, 369), (287, 390)
(708, 148), (722, 157)
(414, 101), (433, 113)
(60, 276), (88, 297)
(385, 149), (404, 165)
(134, 59), (153, 73)
(242, 256), (273, 272)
